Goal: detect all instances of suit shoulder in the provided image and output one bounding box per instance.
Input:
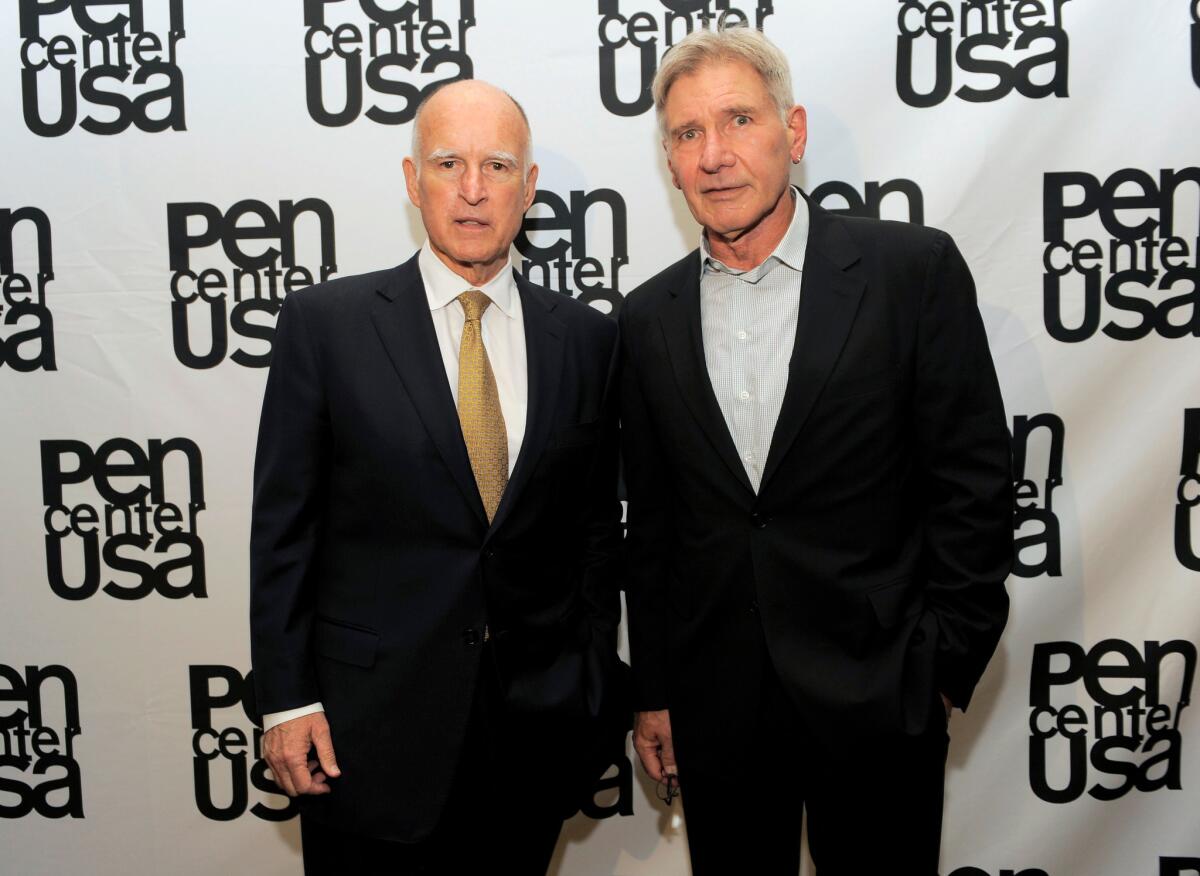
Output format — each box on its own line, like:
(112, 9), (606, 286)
(622, 248), (699, 322)
(837, 215), (954, 262)
(285, 267), (397, 319)
(524, 280), (617, 340)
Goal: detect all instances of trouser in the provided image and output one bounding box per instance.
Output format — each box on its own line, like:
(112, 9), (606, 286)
(300, 645), (563, 876)
(673, 648), (949, 876)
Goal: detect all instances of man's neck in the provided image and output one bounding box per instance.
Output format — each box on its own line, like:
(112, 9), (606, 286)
(704, 187), (795, 272)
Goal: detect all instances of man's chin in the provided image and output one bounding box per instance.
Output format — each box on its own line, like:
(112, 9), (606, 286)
(697, 202), (786, 242)
(435, 243), (508, 280)
(444, 243), (501, 266)
(700, 217), (753, 240)
(692, 203), (751, 232)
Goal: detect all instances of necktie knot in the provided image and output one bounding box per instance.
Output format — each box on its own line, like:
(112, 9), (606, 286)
(457, 290), (492, 322)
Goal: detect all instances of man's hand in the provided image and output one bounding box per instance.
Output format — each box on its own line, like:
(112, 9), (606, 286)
(941, 692), (953, 723)
(262, 712), (341, 796)
(633, 709), (678, 784)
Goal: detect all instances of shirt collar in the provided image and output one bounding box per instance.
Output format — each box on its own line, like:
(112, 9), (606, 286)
(700, 186), (809, 282)
(418, 240), (518, 319)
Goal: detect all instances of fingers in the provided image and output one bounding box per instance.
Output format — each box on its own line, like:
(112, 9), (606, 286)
(311, 716), (341, 778)
(306, 760), (331, 795)
(263, 715), (339, 797)
(632, 710), (677, 785)
(633, 729), (664, 783)
(287, 747), (315, 794)
(659, 728), (678, 779)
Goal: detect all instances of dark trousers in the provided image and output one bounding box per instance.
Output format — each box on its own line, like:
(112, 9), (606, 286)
(300, 647), (563, 875)
(674, 650), (949, 876)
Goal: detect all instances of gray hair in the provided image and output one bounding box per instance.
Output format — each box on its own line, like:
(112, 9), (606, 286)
(652, 27), (795, 138)
(411, 81), (534, 179)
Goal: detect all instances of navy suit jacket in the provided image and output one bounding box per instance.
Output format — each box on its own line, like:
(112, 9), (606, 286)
(620, 197), (1014, 754)
(250, 253), (625, 841)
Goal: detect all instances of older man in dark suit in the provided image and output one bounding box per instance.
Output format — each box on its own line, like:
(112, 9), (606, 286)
(250, 79), (626, 874)
(621, 27), (1014, 875)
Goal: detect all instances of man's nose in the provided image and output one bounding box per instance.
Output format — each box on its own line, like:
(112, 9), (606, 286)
(459, 165), (487, 204)
(699, 130), (734, 174)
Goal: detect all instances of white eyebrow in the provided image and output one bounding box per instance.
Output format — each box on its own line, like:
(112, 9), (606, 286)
(424, 149), (519, 168)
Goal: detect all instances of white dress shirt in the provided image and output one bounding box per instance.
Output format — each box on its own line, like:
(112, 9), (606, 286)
(699, 187), (809, 493)
(262, 242), (529, 732)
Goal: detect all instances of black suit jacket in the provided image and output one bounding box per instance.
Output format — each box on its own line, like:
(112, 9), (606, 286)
(620, 197), (1013, 752)
(250, 253), (625, 841)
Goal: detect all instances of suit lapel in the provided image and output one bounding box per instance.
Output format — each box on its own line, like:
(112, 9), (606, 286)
(658, 255), (756, 497)
(369, 254), (488, 526)
(759, 200), (865, 491)
(486, 272), (564, 537)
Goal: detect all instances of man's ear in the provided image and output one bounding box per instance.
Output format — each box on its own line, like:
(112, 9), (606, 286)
(402, 156), (421, 208)
(786, 105), (808, 164)
(523, 162), (540, 211)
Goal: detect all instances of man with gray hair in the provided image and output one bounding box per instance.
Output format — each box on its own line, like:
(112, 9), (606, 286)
(620, 27), (1013, 873)
(251, 78), (627, 873)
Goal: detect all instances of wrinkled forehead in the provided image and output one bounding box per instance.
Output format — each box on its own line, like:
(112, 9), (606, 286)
(417, 90), (529, 157)
(664, 58), (773, 117)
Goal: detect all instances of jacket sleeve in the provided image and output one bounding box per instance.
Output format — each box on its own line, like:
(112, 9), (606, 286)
(618, 304), (675, 712)
(249, 291), (329, 718)
(913, 231), (1015, 710)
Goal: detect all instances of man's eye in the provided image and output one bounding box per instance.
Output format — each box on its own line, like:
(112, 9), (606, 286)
(439, 160), (457, 170)
(680, 130), (697, 141)
(734, 115), (750, 126)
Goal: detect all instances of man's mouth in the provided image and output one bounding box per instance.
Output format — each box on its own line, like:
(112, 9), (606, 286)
(702, 184), (746, 197)
(455, 218), (490, 227)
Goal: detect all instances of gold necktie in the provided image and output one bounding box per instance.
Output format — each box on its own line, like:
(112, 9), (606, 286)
(456, 290), (508, 522)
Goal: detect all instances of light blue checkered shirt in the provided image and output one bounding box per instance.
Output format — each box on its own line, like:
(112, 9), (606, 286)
(700, 188), (809, 493)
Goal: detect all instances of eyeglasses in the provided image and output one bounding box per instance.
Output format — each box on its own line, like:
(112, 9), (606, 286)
(655, 772), (680, 807)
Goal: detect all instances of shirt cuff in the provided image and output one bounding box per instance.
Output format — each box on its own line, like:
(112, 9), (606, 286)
(262, 702), (324, 731)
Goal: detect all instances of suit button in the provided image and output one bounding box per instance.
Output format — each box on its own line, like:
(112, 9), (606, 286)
(484, 548), (496, 560)
(749, 600), (759, 615)
(462, 627), (480, 646)
(750, 512), (767, 529)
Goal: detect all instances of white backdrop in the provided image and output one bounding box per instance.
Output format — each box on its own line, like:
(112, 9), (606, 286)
(2, 2), (1199, 874)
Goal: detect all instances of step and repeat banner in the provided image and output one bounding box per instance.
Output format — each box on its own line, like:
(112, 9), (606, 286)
(2, 1), (1199, 874)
